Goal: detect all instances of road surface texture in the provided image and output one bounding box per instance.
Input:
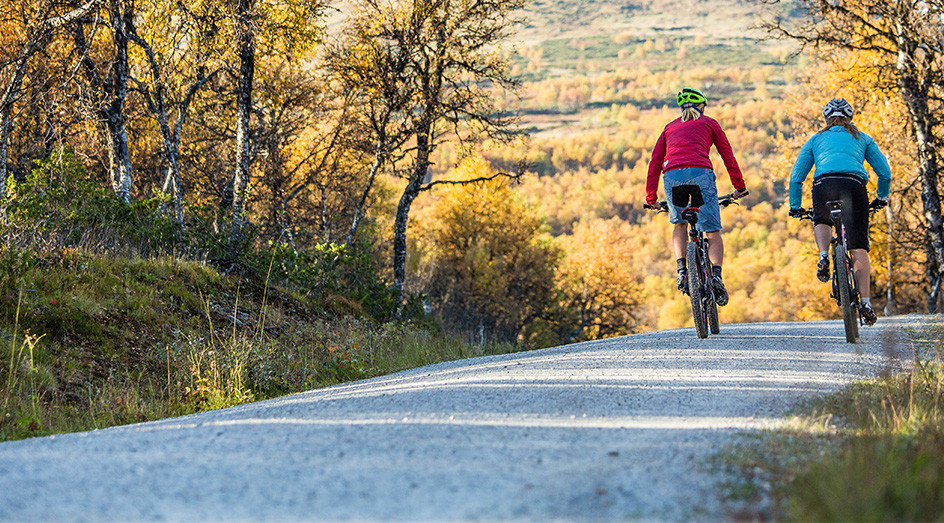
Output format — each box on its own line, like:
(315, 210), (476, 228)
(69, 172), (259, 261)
(0, 317), (930, 521)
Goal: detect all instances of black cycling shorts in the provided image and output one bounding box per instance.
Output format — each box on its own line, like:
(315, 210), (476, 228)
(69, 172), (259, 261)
(811, 174), (870, 251)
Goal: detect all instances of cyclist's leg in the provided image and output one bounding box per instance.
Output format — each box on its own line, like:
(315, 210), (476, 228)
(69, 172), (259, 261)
(673, 224), (687, 259)
(844, 179), (871, 300)
(854, 247), (878, 325)
(811, 178), (838, 245)
(706, 230), (723, 266)
(811, 177), (842, 281)
(693, 170), (722, 264)
(704, 230), (729, 305)
(851, 249), (871, 299)
(813, 225), (832, 252)
(673, 223), (688, 292)
(664, 169), (699, 293)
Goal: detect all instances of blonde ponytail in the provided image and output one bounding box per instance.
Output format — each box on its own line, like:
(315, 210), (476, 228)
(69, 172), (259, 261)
(681, 103), (705, 122)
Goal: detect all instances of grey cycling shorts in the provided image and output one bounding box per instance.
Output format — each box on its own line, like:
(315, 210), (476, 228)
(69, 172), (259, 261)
(663, 167), (722, 232)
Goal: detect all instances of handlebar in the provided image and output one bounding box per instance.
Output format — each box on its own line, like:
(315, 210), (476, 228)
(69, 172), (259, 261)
(644, 189), (748, 213)
(719, 190), (748, 208)
(790, 207), (814, 221)
(790, 200), (887, 221)
(644, 201), (669, 213)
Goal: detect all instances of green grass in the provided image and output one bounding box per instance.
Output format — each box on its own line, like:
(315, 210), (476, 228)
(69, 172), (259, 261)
(0, 249), (521, 441)
(513, 34), (791, 81)
(718, 320), (944, 521)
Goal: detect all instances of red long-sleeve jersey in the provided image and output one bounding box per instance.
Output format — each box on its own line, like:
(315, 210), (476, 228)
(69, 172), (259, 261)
(645, 115), (745, 205)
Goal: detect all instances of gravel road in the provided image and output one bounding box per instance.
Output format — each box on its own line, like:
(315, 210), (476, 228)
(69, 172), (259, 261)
(0, 317), (926, 521)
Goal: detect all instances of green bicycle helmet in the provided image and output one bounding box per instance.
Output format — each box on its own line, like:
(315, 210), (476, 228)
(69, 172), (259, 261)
(677, 87), (707, 108)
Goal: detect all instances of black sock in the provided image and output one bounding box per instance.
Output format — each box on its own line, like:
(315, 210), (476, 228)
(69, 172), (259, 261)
(677, 258), (686, 272)
(712, 265), (722, 277)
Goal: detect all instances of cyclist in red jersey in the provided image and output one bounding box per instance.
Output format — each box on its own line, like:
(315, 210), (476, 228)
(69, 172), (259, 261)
(644, 88), (748, 305)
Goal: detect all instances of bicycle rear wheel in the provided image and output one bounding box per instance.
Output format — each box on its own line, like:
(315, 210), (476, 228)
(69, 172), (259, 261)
(849, 260), (860, 339)
(834, 244), (857, 343)
(687, 242), (708, 339)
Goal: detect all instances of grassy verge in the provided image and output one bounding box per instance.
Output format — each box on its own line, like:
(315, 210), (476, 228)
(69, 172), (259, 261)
(719, 319), (944, 520)
(0, 249), (519, 441)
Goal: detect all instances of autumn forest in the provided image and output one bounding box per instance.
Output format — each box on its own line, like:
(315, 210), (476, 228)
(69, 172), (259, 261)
(4, 0), (944, 336)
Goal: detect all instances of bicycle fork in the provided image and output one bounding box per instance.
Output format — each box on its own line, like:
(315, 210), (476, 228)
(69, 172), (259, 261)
(691, 234), (713, 305)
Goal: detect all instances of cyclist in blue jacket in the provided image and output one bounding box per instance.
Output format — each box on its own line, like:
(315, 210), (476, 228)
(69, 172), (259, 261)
(788, 98), (892, 326)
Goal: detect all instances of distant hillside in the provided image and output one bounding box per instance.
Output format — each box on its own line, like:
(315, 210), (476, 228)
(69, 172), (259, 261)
(507, 0), (797, 135)
(515, 0), (766, 45)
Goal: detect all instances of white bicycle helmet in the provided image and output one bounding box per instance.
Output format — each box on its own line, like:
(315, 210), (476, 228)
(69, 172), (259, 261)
(823, 98), (854, 120)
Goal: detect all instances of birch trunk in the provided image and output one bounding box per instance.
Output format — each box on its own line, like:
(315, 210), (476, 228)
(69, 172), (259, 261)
(130, 28), (214, 224)
(897, 27), (944, 312)
(392, 132), (431, 305)
(230, 0), (255, 238)
(106, 117), (133, 203)
(884, 203), (899, 316)
(160, 74), (216, 223)
(345, 147), (384, 246)
(107, 0), (133, 204)
(0, 0), (102, 196)
(0, 55), (31, 194)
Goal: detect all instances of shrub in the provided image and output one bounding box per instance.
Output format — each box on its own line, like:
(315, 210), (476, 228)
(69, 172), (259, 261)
(1, 147), (182, 257)
(245, 240), (399, 321)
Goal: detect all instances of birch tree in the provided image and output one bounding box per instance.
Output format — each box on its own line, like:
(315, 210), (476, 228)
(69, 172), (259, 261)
(342, 0), (526, 309)
(0, 0), (100, 196)
(70, 0), (135, 204)
(226, 0), (327, 244)
(127, 0), (223, 223)
(324, 16), (414, 247)
(229, 0), (255, 239)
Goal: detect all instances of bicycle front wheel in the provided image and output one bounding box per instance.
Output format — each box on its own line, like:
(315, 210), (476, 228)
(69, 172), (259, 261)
(687, 242), (708, 339)
(707, 292), (720, 334)
(834, 243), (857, 343)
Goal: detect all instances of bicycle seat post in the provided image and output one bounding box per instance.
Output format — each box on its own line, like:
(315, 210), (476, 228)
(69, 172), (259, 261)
(826, 200), (843, 224)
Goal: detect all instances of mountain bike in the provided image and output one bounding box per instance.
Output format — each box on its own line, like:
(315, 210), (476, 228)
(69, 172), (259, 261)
(650, 188), (746, 339)
(791, 200), (881, 343)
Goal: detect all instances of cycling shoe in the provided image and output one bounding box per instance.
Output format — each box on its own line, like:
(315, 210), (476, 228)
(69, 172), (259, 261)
(860, 303), (878, 326)
(712, 275), (729, 306)
(817, 255), (830, 282)
(677, 271), (688, 295)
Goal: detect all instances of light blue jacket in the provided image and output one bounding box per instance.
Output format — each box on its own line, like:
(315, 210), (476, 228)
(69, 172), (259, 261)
(789, 126), (892, 208)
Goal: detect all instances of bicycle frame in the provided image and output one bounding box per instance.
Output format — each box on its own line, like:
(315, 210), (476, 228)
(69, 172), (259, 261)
(680, 207), (718, 338)
(793, 200), (862, 343)
(652, 191), (743, 339)
(827, 203), (861, 310)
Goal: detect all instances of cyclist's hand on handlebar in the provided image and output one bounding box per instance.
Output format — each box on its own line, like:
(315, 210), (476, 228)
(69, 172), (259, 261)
(788, 207), (807, 218)
(732, 188), (750, 199)
(869, 197), (888, 210)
